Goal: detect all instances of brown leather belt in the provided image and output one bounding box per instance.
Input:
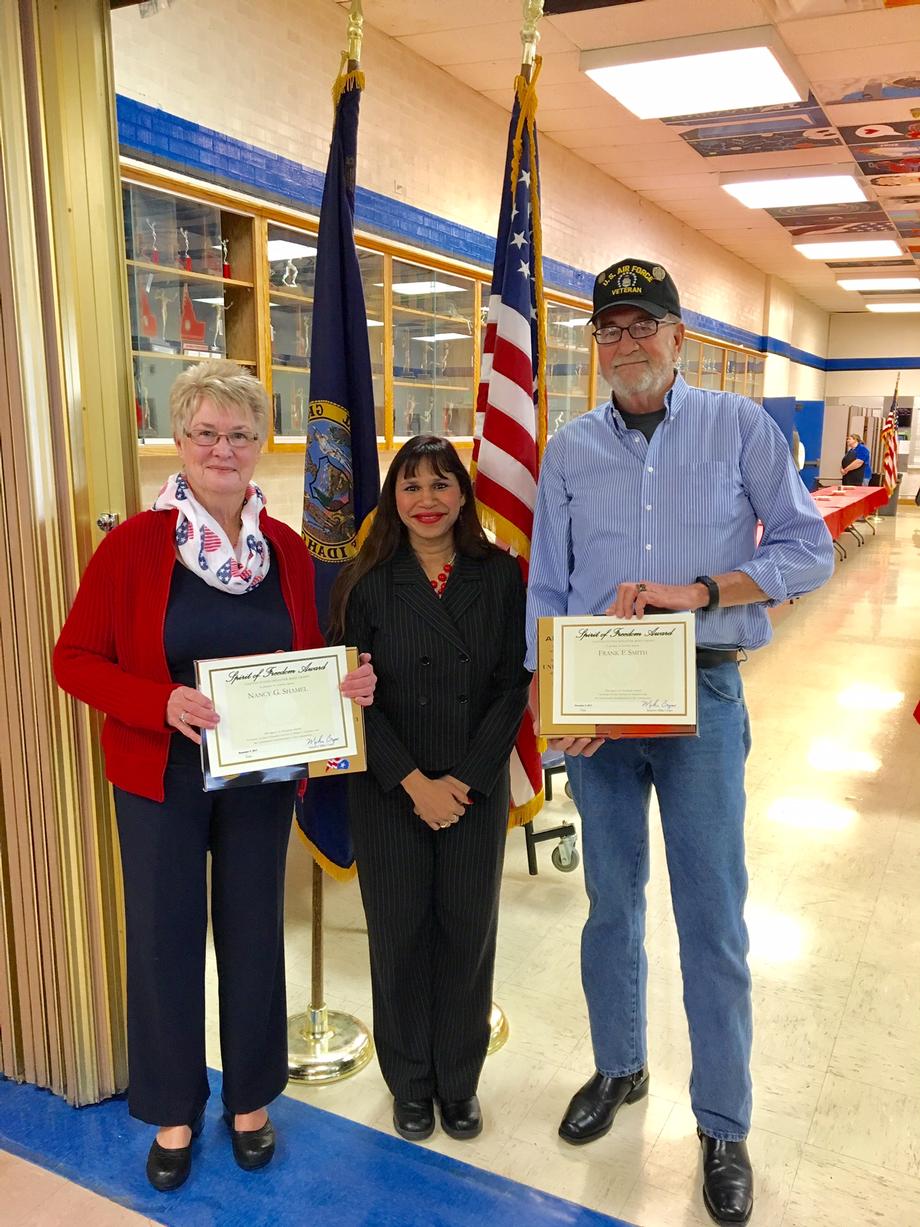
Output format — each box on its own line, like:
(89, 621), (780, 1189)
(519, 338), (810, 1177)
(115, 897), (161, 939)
(696, 647), (739, 668)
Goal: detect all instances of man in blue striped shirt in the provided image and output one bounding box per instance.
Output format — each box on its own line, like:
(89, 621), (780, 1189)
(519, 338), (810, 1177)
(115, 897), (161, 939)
(525, 258), (833, 1227)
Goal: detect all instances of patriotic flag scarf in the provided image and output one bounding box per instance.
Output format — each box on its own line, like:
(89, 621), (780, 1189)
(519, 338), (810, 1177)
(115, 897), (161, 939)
(153, 472), (270, 595)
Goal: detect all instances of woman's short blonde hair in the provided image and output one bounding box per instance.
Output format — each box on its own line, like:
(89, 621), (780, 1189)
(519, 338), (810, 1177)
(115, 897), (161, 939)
(169, 359), (270, 442)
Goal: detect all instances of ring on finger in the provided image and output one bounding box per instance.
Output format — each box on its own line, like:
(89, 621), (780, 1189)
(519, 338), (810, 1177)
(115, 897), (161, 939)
(636, 583), (647, 593)
(180, 711), (188, 723)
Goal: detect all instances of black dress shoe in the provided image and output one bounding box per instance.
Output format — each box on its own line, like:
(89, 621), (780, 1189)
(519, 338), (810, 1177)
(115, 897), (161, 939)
(698, 1128), (754, 1225)
(145, 1106), (205, 1192)
(222, 1107), (276, 1171)
(558, 1068), (649, 1145)
(439, 1095), (482, 1140)
(393, 1098), (435, 1141)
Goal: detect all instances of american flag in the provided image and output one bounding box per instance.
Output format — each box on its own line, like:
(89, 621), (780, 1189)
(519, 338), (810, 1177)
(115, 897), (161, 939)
(472, 62), (546, 827)
(881, 375), (900, 496)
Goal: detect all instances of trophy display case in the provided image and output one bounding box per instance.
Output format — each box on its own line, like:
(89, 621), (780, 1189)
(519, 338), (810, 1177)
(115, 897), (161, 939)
(545, 301), (592, 438)
(267, 224), (385, 443)
(121, 166), (766, 455)
(391, 258), (476, 440)
(124, 182), (256, 444)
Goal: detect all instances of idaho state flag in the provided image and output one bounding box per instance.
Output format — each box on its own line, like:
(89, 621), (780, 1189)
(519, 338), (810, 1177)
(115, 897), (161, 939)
(296, 67), (380, 880)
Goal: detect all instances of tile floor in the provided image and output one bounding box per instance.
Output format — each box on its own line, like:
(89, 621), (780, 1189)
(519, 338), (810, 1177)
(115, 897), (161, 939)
(3, 504), (918, 1226)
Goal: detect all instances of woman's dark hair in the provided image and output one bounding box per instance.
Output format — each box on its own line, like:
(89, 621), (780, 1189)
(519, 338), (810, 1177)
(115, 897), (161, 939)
(327, 435), (492, 641)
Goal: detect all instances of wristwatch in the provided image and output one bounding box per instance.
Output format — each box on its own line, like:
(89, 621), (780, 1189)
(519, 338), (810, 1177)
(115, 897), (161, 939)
(694, 575), (720, 611)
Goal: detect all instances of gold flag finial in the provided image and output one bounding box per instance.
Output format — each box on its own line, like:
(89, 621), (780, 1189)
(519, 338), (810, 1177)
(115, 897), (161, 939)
(521, 0), (544, 77)
(347, 0), (364, 68)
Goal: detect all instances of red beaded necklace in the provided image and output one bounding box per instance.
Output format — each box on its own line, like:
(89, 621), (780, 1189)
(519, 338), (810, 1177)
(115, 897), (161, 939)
(429, 552), (456, 598)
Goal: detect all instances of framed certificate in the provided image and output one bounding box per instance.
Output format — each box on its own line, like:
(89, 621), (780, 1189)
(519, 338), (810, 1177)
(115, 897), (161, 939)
(195, 646), (366, 791)
(538, 615), (697, 739)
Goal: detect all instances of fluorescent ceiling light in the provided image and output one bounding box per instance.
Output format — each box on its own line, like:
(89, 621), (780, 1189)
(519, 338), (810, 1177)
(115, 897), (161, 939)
(837, 277), (920, 291)
(367, 319), (383, 327)
(191, 296), (225, 305)
(266, 239), (317, 261)
(391, 281), (467, 296)
(722, 172), (866, 210)
(557, 317), (592, 328)
(795, 239), (902, 260)
(865, 302), (920, 313)
(580, 27), (807, 120)
(411, 332), (470, 342)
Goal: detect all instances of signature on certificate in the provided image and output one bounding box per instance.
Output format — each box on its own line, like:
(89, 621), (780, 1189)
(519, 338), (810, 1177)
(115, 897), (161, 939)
(640, 698), (678, 713)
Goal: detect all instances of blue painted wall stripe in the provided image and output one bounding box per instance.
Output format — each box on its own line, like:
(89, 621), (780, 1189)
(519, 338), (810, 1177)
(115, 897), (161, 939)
(115, 96), (915, 376)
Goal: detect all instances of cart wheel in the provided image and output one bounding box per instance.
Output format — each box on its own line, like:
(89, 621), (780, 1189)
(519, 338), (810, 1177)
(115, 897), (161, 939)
(551, 843), (580, 873)
(564, 781), (573, 800)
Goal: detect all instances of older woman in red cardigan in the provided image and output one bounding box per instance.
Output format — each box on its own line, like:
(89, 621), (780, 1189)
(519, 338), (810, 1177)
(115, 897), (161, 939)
(54, 359), (374, 1191)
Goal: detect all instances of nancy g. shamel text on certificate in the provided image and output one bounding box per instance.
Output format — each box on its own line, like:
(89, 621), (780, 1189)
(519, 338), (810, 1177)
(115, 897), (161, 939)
(551, 613), (697, 728)
(196, 646), (359, 780)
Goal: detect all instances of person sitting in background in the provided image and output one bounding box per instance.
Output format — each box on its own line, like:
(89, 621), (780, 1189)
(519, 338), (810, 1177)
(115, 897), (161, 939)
(54, 359), (375, 1192)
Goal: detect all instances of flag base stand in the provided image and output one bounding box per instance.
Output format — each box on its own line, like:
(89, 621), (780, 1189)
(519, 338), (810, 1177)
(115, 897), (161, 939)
(487, 1002), (509, 1055)
(287, 1004), (373, 1084)
(287, 862), (373, 1084)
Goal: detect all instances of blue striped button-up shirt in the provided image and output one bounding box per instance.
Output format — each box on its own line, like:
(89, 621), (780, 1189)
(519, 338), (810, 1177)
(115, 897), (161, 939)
(525, 375), (834, 668)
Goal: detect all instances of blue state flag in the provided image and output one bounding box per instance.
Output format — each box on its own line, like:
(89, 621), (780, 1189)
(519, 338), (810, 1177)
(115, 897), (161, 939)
(297, 69), (379, 879)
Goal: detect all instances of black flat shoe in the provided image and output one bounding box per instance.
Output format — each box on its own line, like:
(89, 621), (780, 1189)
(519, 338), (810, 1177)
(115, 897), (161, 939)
(439, 1095), (482, 1140)
(393, 1098), (435, 1141)
(222, 1107), (276, 1171)
(145, 1106), (205, 1192)
(558, 1068), (649, 1145)
(698, 1127), (754, 1225)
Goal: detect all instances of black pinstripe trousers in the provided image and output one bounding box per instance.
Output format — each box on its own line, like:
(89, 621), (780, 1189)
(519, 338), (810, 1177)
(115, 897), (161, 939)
(349, 769), (509, 1102)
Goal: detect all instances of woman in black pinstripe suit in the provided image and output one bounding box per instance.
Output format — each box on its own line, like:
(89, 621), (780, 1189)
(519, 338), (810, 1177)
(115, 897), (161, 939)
(329, 436), (530, 1144)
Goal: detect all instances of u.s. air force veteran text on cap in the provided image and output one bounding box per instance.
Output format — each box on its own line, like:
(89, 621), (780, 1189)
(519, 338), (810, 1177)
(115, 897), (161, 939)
(590, 258), (682, 323)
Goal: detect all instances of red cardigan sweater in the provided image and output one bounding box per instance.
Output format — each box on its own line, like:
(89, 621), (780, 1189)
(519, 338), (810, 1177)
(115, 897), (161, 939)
(53, 509), (323, 801)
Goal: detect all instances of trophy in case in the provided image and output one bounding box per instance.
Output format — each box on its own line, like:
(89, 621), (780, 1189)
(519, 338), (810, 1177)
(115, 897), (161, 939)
(139, 273), (158, 339)
(180, 286), (207, 349)
(179, 227), (192, 271)
(282, 258), (299, 288)
(145, 218), (159, 264)
(221, 238), (231, 279)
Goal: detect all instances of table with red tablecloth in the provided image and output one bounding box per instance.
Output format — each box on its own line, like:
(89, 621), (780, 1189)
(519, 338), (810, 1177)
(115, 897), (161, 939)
(755, 485), (888, 549)
(810, 485), (888, 540)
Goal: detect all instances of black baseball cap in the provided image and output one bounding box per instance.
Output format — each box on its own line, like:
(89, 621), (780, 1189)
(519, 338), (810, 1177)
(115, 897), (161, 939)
(590, 258), (681, 323)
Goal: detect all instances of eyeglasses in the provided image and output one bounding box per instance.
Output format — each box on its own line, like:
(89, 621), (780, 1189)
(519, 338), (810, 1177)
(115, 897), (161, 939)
(592, 319), (678, 346)
(185, 427), (260, 449)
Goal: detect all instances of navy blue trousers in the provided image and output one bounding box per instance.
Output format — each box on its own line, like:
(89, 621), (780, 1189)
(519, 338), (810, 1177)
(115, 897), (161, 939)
(114, 764), (295, 1126)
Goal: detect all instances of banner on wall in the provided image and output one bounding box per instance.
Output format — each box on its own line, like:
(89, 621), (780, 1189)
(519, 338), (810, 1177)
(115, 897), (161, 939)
(471, 60), (547, 828)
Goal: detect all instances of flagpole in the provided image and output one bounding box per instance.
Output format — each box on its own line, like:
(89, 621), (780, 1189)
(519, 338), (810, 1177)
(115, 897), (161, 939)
(487, 0), (546, 1060)
(288, 0), (373, 1085)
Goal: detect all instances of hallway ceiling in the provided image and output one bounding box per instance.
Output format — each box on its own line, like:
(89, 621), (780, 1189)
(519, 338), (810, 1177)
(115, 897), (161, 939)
(343, 0), (920, 314)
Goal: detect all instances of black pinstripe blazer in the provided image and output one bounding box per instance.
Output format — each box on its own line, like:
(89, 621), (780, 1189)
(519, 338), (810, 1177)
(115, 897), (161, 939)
(344, 543), (531, 797)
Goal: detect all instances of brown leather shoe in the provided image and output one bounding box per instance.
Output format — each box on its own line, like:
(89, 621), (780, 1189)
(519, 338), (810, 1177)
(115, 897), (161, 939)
(558, 1068), (649, 1145)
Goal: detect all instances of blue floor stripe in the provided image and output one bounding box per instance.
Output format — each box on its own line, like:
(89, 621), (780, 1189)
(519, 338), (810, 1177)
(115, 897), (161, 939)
(0, 1071), (635, 1227)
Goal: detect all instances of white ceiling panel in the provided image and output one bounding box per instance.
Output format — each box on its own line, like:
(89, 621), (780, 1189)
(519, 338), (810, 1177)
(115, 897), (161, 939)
(448, 51), (581, 93)
(778, 7), (920, 53)
(356, 0), (920, 314)
(546, 0), (771, 51)
(398, 19), (576, 67)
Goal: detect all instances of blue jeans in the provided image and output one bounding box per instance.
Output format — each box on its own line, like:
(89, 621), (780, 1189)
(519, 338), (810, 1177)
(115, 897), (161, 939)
(565, 662), (753, 1141)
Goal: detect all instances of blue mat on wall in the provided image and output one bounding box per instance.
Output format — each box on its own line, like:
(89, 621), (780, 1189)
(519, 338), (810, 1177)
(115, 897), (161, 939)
(0, 1070), (635, 1227)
